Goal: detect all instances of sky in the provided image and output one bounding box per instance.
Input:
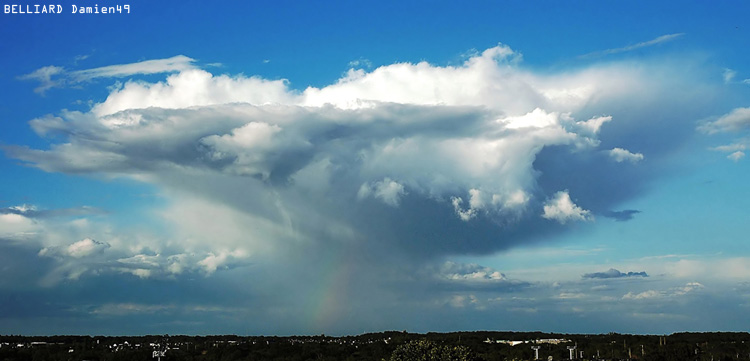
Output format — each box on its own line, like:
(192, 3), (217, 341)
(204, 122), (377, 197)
(1, 1), (750, 336)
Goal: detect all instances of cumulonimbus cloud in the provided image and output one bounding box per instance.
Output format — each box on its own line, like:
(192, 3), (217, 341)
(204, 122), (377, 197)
(3, 43), (742, 334)
(3, 44), (711, 287)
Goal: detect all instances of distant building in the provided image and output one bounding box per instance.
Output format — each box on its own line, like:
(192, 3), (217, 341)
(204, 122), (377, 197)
(484, 338), (571, 346)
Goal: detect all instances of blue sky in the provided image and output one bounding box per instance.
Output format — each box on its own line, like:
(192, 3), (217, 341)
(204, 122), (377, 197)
(2, 1), (750, 336)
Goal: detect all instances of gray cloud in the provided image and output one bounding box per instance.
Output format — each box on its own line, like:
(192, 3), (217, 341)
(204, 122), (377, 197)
(583, 268), (648, 279)
(602, 209), (641, 222)
(0, 205), (107, 218)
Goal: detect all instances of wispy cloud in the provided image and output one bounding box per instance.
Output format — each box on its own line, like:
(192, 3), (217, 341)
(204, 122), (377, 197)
(19, 55), (196, 94)
(348, 57), (373, 69)
(1, 205), (107, 218)
(622, 282), (703, 300)
(69, 55), (196, 81)
(18, 66), (66, 95)
(580, 33), (685, 58)
(723, 68), (737, 83)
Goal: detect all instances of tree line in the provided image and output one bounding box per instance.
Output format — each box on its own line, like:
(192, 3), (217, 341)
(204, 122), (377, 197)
(1, 331), (749, 361)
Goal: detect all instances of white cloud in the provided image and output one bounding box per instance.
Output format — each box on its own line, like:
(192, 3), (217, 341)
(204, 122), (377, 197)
(608, 147), (644, 163)
(200, 122), (285, 178)
(18, 66), (66, 95)
(711, 140), (749, 153)
(348, 58), (373, 69)
(728, 151), (745, 162)
(674, 282), (704, 296)
(622, 289), (663, 300)
(70, 55), (196, 81)
(623, 282), (704, 300)
(447, 294), (480, 308)
(542, 191), (592, 224)
(699, 107), (750, 134)
(92, 69), (295, 116)
(710, 139), (750, 162)
(198, 249), (249, 274)
(0, 212), (38, 241)
(65, 238), (110, 258)
(8, 204), (38, 213)
(451, 196), (477, 222)
(358, 178), (407, 207)
(439, 261), (508, 282)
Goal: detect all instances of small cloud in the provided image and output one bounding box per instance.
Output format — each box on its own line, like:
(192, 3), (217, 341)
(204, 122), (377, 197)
(711, 140), (749, 153)
(723, 68), (737, 84)
(556, 292), (586, 299)
(197, 249), (249, 274)
(608, 147), (644, 163)
(728, 151), (745, 162)
(451, 193), (479, 222)
(3, 204), (38, 214)
(602, 209), (641, 222)
(674, 282), (704, 296)
(623, 289), (663, 300)
(262, 59), (270, 64)
(542, 191), (593, 224)
(447, 294), (479, 308)
(583, 268), (648, 279)
(357, 178), (406, 207)
(73, 54), (90, 64)
(451, 197), (475, 221)
(710, 139), (750, 162)
(18, 65), (66, 95)
(348, 58), (373, 69)
(440, 261), (507, 282)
